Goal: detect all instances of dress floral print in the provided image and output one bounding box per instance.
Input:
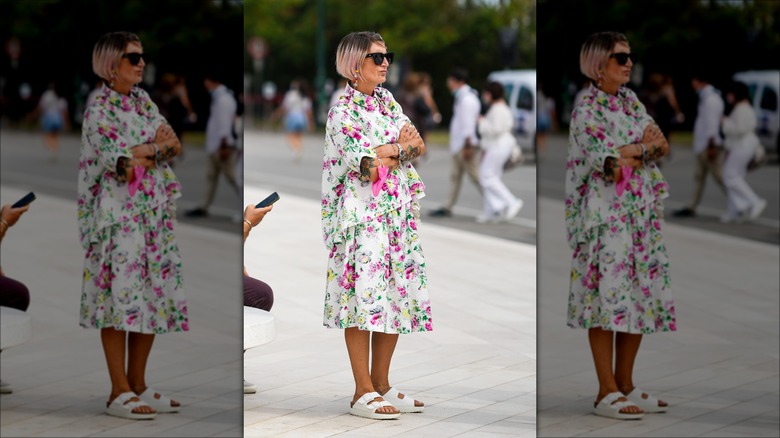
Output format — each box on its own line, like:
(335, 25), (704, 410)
(321, 85), (431, 334)
(78, 84), (188, 334)
(565, 84), (675, 334)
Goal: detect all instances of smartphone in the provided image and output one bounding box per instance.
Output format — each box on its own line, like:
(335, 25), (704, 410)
(256, 192), (280, 208)
(11, 192), (36, 208)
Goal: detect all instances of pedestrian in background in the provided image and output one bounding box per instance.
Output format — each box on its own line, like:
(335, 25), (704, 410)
(673, 71), (726, 217)
(720, 80), (767, 223)
(476, 81), (523, 223)
(322, 31), (429, 420)
(276, 79), (314, 162)
(430, 68), (482, 217)
(566, 31), (674, 420)
(37, 82), (69, 162)
(79, 31), (186, 420)
(186, 71), (240, 218)
(0, 201), (31, 394)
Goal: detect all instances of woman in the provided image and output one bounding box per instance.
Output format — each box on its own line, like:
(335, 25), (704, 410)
(322, 31), (430, 420)
(79, 31), (185, 420)
(0, 202), (31, 394)
(38, 82), (69, 162)
(476, 81), (523, 223)
(242, 202), (274, 395)
(277, 79), (314, 161)
(566, 32), (674, 420)
(720, 81), (767, 223)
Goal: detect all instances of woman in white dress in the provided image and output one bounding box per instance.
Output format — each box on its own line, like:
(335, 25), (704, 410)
(720, 81), (767, 223)
(476, 81), (523, 223)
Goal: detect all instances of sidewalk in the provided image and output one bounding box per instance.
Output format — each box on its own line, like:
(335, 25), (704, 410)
(0, 186), (244, 437)
(537, 197), (780, 437)
(242, 186), (537, 437)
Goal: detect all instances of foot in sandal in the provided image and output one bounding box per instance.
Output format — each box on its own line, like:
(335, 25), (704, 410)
(624, 387), (668, 413)
(106, 392), (157, 420)
(593, 391), (644, 420)
(137, 387), (181, 413)
(379, 387), (425, 413)
(349, 391), (400, 420)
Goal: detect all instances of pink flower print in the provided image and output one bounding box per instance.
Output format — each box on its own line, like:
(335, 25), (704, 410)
(340, 262), (356, 289)
(425, 321), (432, 331)
(641, 285), (651, 298)
(371, 313), (382, 325)
(398, 286), (407, 298)
(182, 321), (189, 331)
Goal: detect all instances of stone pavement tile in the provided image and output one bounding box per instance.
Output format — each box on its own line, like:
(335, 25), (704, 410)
(0, 187), (243, 437)
(243, 186), (536, 436)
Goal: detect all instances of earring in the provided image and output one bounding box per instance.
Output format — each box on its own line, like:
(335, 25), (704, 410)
(353, 69), (359, 86)
(596, 73), (603, 89)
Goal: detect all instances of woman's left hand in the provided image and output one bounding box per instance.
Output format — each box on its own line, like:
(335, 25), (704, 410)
(374, 144), (398, 159)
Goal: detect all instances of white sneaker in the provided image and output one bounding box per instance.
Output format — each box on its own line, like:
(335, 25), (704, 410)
(244, 380), (257, 394)
(504, 200), (524, 220)
(749, 199), (767, 220)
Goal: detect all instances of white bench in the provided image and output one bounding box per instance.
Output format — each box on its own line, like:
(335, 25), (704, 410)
(0, 306), (32, 350)
(243, 306), (275, 351)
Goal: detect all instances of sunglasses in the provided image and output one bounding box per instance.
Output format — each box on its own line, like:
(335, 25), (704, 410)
(122, 52), (148, 66)
(365, 52), (394, 65)
(609, 52), (636, 66)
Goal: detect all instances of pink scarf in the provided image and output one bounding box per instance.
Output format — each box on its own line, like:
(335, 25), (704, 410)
(372, 162), (389, 196)
(615, 165), (633, 196)
(128, 165), (146, 196)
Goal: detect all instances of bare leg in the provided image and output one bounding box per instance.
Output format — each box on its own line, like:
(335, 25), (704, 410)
(126, 332), (180, 408)
(344, 328), (398, 414)
(615, 332), (666, 407)
(101, 328), (154, 414)
(588, 328), (642, 414)
(371, 332), (423, 407)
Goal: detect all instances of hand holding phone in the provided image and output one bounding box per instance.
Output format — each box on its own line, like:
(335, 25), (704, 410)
(255, 192), (280, 208)
(11, 192), (36, 209)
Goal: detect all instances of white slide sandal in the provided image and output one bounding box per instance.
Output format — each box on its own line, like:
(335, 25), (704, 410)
(105, 391), (157, 420)
(382, 387), (424, 413)
(138, 387), (180, 413)
(625, 387), (668, 413)
(349, 391), (400, 420)
(593, 391), (644, 420)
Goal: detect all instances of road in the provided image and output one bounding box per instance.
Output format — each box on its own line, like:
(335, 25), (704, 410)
(242, 129), (537, 245)
(537, 132), (780, 245)
(1, 129), (244, 233)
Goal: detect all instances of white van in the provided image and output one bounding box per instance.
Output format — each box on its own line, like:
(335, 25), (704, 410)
(732, 70), (779, 155)
(487, 69), (536, 155)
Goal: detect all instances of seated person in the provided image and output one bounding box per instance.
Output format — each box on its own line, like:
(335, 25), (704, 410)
(0, 202), (31, 394)
(242, 203), (274, 394)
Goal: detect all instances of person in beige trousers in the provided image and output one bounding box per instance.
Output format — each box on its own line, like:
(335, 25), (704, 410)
(430, 68), (483, 217)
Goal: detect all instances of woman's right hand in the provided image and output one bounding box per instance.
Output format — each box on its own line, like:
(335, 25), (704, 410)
(1, 203), (30, 228)
(244, 204), (273, 227)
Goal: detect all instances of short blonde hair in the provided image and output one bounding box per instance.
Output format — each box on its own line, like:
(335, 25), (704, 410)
(92, 32), (141, 81)
(579, 31), (628, 81)
(335, 31), (385, 83)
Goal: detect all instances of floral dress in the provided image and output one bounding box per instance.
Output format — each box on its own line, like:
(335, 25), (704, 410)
(565, 84), (675, 334)
(321, 85), (431, 334)
(78, 84), (188, 334)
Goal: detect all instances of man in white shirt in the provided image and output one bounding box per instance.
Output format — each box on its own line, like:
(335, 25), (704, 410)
(430, 68), (483, 217)
(673, 73), (727, 217)
(186, 73), (240, 217)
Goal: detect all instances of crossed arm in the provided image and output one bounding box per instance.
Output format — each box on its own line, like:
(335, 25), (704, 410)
(117, 123), (182, 182)
(357, 123), (425, 182)
(603, 123), (669, 182)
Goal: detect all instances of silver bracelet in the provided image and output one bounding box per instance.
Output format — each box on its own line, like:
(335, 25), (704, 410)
(152, 143), (161, 161)
(639, 143), (647, 161)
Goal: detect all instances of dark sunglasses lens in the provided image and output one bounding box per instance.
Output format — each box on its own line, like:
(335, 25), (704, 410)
(385, 52), (394, 64)
(125, 53), (145, 65)
(613, 53), (634, 65)
(368, 52), (394, 65)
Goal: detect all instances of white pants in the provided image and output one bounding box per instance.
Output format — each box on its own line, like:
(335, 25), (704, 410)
(723, 143), (762, 215)
(479, 140), (519, 216)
